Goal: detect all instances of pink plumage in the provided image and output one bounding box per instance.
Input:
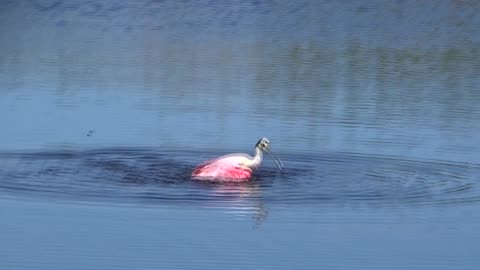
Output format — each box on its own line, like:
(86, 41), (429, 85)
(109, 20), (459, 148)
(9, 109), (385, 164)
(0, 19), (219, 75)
(191, 138), (283, 182)
(192, 155), (254, 182)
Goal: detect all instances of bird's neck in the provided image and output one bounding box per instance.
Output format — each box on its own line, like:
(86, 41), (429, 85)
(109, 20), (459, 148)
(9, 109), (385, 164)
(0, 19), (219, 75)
(250, 147), (263, 168)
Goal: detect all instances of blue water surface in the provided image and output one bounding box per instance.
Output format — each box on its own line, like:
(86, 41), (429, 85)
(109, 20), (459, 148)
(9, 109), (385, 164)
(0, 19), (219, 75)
(1, 0), (480, 269)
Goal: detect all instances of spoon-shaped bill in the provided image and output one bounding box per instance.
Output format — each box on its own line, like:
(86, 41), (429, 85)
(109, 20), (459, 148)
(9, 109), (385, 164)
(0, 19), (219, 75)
(271, 153), (284, 170)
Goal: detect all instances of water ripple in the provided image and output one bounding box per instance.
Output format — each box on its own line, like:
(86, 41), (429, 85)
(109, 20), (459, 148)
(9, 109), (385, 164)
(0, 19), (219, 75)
(0, 148), (478, 208)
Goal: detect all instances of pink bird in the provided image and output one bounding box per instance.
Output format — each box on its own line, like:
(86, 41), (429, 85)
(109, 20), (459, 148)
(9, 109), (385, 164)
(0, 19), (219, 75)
(192, 137), (284, 182)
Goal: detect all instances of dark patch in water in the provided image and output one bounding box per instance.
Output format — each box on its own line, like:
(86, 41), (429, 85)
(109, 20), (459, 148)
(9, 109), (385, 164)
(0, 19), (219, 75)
(0, 148), (479, 207)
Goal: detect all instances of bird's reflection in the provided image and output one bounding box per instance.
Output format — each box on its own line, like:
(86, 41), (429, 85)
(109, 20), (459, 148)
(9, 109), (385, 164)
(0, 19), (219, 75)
(204, 179), (269, 227)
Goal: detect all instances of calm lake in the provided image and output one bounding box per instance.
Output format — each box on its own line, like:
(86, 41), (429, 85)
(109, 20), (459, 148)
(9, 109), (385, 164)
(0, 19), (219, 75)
(1, 0), (480, 269)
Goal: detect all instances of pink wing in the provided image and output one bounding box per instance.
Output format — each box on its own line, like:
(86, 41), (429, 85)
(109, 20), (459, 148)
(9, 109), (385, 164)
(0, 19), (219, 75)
(192, 156), (252, 181)
(191, 158), (221, 175)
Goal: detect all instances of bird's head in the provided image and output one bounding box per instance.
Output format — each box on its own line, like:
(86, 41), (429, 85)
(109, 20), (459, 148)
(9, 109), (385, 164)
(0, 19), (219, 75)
(255, 137), (284, 170)
(255, 137), (271, 152)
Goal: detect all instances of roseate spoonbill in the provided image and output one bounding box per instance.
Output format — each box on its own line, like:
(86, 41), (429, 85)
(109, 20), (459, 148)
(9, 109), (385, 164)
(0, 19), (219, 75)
(192, 137), (284, 181)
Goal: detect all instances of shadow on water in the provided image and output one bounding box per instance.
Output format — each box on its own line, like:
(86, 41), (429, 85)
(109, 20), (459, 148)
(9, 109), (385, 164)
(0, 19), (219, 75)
(1, 148), (479, 213)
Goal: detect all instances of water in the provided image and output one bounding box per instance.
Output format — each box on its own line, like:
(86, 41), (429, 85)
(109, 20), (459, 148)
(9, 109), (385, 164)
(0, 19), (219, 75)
(1, 149), (479, 208)
(1, 0), (480, 269)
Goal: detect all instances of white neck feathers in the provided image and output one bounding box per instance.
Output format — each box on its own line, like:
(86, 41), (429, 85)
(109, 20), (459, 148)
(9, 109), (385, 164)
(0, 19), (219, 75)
(249, 147), (263, 168)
